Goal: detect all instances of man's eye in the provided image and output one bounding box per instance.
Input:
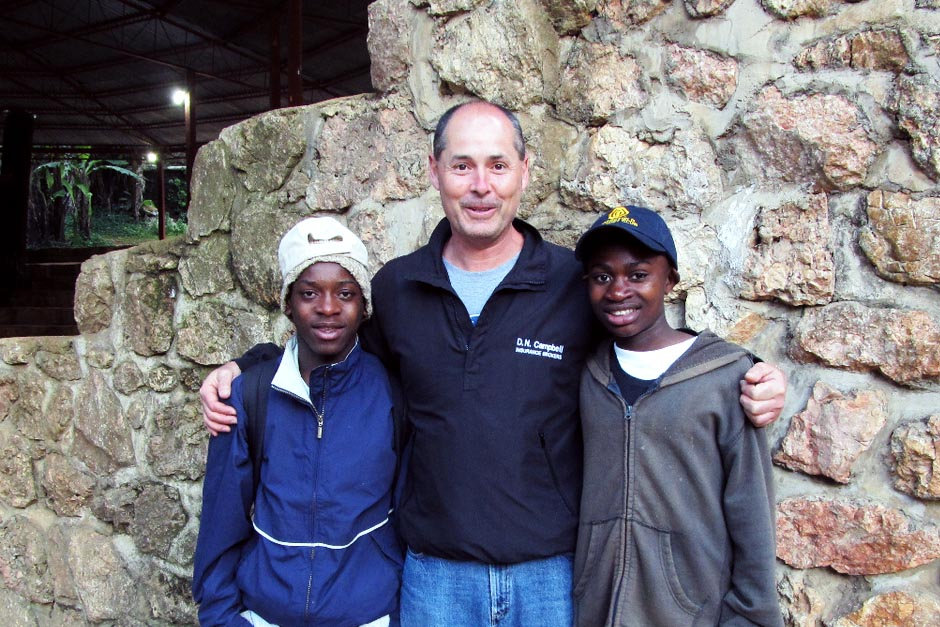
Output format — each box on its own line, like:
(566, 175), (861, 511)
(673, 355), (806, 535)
(591, 273), (611, 285)
(302, 290), (316, 298)
(454, 163), (469, 171)
(338, 290), (355, 300)
(630, 273), (648, 281)
(493, 163), (507, 171)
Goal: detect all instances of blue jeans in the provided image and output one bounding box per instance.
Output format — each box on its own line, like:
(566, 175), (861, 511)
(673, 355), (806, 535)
(400, 548), (573, 626)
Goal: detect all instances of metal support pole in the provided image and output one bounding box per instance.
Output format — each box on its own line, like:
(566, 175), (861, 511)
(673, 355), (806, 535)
(185, 69), (196, 190)
(270, 16), (281, 109)
(158, 155), (166, 240)
(287, 0), (303, 106)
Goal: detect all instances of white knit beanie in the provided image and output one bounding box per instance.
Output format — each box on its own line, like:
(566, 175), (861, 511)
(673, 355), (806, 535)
(277, 217), (371, 317)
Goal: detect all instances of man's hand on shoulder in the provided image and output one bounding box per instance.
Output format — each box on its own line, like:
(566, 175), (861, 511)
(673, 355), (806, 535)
(739, 362), (787, 427)
(200, 361), (242, 435)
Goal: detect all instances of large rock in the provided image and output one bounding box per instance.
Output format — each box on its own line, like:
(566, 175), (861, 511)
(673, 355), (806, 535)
(73, 255), (115, 334)
(831, 591), (940, 627)
(665, 44), (738, 108)
(518, 107), (580, 205)
(739, 86), (877, 191)
(65, 526), (139, 622)
(0, 432), (36, 508)
(773, 382), (887, 483)
(146, 400), (207, 481)
(11, 372), (68, 444)
(430, 0), (559, 109)
(795, 28), (910, 72)
(368, 0), (419, 92)
(761, 0), (838, 19)
(554, 40), (647, 125)
(230, 198), (309, 308)
(73, 370), (134, 474)
(187, 140), (235, 241)
(561, 124), (724, 216)
(306, 102), (427, 211)
(790, 302), (940, 387)
(112, 360), (145, 395)
(92, 481), (187, 558)
(598, 0), (671, 26)
(40, 452), (95, 517)
(739, 192), (835, 306)
(177, 301), (271, 366)
(123, 272), (177, 357)
(684, 0), (736, 18)
(891, 415), (940, 500)
(897, 75), (940, 181)
(860, 189), (940, 286)
(219, 107), (307, 194)
(776, 498), (940, 575)
(540, 0), (596, 34)
(776, 570), (826, 627)
(143, 570), (199, 625)
(179, 233), (234, 297)
(44, 524), (79, 608)
(34, 343), (81, 381)
(0, 373), (16, 420)
(0, 515), (53, 604)
(0, 337), (42, 365)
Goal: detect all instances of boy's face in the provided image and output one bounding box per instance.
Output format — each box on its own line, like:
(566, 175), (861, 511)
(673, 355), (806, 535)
(584, 238), (679, 351)
(285, 262), (365, 371)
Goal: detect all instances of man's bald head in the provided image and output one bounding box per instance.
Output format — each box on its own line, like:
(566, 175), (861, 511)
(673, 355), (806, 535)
(432, 101), (526, 161)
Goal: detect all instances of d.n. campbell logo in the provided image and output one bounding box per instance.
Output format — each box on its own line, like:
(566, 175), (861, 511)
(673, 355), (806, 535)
(603, 206), (638, 227)
(515, 337), (565, 361)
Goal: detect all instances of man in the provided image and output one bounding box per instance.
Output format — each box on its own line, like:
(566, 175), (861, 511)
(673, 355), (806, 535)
(200, 101), (786, 625)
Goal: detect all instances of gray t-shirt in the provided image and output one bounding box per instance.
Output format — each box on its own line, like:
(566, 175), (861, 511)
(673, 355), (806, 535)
(443, 255), (519, 325)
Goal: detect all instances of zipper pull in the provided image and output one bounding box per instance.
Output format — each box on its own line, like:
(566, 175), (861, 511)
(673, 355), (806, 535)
(317, 418), (323, 439)
(625, 405), (633, 421)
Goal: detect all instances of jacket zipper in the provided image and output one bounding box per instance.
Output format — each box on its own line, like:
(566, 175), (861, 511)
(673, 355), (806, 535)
(305, 368), (329, 622)
(603, 371), (636, 626)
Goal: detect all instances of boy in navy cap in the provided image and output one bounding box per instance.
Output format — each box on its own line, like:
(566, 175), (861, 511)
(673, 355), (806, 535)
(571, 206), (782, 626)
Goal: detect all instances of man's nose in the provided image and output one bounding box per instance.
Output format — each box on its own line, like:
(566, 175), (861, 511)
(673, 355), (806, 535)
(469, 169), (491, 194)
(316, 293), (341, 314)
(607, 278), (631, 299)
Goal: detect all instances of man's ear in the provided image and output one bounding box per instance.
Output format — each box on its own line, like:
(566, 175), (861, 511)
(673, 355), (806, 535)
(428, 154), (441, 191)
(668, 268), (681, 291)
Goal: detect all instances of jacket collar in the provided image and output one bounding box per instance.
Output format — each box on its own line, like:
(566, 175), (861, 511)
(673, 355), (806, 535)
(586, 330), (748, 390)
(404, 218), (549, 292)
(272, 335), (362, 402)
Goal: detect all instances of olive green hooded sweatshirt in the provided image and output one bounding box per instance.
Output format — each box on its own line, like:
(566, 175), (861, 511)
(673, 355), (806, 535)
(574, 331), (781, 627)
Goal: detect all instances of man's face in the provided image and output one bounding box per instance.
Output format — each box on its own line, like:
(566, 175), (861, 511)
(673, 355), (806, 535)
(285, 262), (365, 373)
(584, 239), (678, 352)
(429, 104), (530, 248)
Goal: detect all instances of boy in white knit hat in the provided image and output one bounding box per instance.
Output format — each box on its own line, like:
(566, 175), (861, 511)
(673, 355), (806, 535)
(194, 217), (401, 627)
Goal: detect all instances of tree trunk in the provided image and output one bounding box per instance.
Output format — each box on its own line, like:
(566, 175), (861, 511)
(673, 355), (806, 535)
(132, 157), (144, 221)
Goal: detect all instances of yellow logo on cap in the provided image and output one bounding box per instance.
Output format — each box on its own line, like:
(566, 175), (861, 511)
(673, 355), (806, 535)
(604, 206), (638, 227)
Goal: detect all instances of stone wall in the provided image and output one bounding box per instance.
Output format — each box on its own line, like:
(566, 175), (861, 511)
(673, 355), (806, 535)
(1, 0), (939, 624)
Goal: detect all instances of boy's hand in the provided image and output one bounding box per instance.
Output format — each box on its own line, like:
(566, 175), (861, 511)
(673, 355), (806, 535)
(739, 362), (787, 427)
(200, 361), (242, 435)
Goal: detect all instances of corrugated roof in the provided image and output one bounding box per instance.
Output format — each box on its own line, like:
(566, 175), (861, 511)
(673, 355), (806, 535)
(0, 0), (373, 157)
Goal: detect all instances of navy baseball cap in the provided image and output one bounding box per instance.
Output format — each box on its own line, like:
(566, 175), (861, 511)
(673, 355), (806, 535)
(574, 205), (678, 269)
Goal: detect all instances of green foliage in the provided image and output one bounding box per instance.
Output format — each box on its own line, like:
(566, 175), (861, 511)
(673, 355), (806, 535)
(33, 157), (143, 212)
(62, 212), (188, 248)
